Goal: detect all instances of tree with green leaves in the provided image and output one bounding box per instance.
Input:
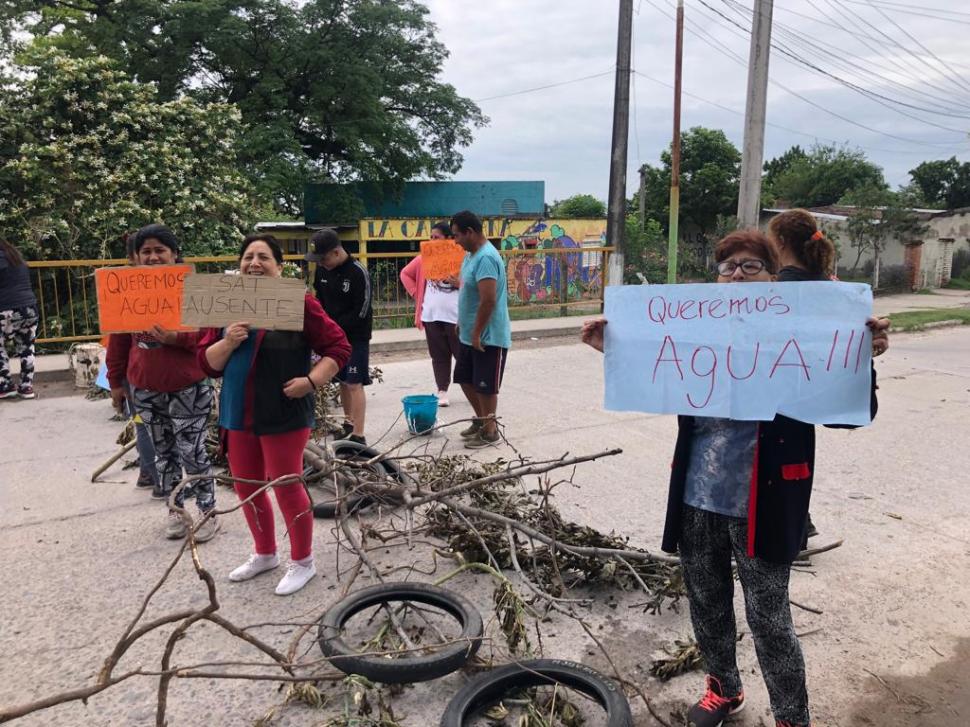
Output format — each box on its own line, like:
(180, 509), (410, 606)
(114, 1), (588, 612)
(1, 0), (487, 215)
(639, 127), (741, 259)
(908, 157), (970, 210)
(764, 144), (886, 208)
(550, 194), (606, 218)
(0, 49), (256, 260)
(842, 186), (928, 289)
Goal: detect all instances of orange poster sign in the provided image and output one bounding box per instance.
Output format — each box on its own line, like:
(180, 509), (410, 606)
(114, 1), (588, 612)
(95, 264), (194, 333)
(420, 239), (465, 280)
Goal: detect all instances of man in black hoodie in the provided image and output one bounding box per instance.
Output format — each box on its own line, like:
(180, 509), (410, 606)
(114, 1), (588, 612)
(306, 229), (373, 444)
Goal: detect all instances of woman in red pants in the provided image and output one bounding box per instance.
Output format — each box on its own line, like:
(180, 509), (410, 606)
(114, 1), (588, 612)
(199, 235), (350, 596)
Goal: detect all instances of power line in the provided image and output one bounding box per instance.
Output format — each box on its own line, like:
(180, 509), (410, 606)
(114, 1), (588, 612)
(824, 0), (970, 96)
(860, 0), (970, 94)
(695, 0), (970, 131)
(721, 0), (970, 115)
(841, 0), (970, 23)
(633, 68), (964, 156)
(638, 0), (964, 148)
(472, 70), (614, 103)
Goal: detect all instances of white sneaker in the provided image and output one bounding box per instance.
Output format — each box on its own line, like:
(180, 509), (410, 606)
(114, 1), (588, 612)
(229, 553), (280, 582)
(275, 560), (316, 596)
(436, 390), (450, 407)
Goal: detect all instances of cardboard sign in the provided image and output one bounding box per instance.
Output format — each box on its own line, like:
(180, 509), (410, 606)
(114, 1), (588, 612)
(421, 239), (465, 280)
(181, 274), (306, 330)
(603, 281), (874, 425)
(95, 264), (194, 333)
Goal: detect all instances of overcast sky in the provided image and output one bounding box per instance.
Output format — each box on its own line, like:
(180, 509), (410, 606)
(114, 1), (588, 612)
(423, 0), (970, 204)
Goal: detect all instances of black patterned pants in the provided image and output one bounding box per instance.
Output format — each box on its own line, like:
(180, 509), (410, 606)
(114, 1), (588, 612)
(132, 382), (215, 512)
(0, 305), (38, 391)
(679, 505), (810, 725)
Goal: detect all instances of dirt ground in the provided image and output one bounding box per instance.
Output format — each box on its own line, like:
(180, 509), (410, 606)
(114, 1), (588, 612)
(2, 327), (969, 726)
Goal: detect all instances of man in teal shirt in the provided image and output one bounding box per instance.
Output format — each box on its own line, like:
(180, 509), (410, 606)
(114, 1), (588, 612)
(450, 210), (512, 448)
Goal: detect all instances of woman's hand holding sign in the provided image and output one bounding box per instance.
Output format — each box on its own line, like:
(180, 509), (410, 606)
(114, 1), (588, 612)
(581, 318), (607, 353)
(223, 322), (251, 350)
(868, 317), (889, 357)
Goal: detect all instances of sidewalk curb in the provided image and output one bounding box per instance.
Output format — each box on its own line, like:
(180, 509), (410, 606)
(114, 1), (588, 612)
(890, 320), (967, 334)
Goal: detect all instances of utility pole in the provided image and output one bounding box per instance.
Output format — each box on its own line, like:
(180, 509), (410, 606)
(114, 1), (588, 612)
(606, 0), (634, 287)
(737, 0), (773, 229)
(667, 0), (684, 283)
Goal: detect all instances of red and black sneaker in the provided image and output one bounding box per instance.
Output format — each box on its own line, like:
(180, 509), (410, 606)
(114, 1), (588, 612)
(687, 675), (745, 727)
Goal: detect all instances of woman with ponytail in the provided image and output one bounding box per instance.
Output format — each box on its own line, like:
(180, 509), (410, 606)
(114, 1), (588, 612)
(767, 208), (837, 282)
(767, 209), (889, 549)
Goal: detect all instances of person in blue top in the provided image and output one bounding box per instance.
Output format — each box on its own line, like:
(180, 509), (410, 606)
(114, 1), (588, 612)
(450, 210), (512, 449)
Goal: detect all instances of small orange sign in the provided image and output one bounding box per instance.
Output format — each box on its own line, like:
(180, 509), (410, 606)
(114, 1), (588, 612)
(95, 264), (195, 333)
(421, 239), (465, 280)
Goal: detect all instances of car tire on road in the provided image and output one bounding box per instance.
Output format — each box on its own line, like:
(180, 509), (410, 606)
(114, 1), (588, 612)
(439, 658), (633, 727)
(318, 581), (484, 683)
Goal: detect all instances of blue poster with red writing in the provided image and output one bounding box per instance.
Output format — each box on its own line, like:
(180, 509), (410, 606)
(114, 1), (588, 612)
(603, 281), (873, 425)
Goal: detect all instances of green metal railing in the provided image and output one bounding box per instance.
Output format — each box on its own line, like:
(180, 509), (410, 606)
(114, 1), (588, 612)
(27, 247), (612, 344)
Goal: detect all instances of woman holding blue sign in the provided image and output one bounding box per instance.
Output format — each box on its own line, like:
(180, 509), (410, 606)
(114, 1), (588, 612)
(582, 230), (888, 727)
(198, 234), (351, 596)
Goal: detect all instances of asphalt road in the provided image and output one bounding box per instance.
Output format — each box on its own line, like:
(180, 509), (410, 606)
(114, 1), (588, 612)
(1, 327), (969, 726)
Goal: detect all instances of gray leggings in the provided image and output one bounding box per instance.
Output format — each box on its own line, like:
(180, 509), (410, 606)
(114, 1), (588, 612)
(679, 505), (810, 725)
(132, 382), (215, 512)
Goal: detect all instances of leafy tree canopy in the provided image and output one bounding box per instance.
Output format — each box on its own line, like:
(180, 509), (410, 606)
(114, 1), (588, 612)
(639, 126), (741, 236)
(0, 49), (256, 259)
(2, 0), (487, 215)
(763, 144), (886, 208)
(908, 157), (970, 210)
(550, 194), (606, 218)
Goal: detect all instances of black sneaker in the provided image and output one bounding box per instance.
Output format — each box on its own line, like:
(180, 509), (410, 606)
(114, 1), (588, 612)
(347, 433), (367, 445)
(338, 421), (354, 439)
(136, 473), (156, 489)
(151, 484), (172, 501)
(687, 675), (744, 727)
(775, 720), (811, 727)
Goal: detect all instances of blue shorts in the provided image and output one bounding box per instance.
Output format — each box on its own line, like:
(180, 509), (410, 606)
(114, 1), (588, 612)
(335, 341), (372, 386)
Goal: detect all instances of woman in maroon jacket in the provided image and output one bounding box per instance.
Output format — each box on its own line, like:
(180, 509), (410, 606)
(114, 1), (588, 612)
(199, 235), (350, 596)
(106, 224), (219, 542)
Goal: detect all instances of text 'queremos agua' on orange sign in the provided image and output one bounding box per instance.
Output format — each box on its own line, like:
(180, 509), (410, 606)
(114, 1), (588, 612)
(95, 264), (195, 334)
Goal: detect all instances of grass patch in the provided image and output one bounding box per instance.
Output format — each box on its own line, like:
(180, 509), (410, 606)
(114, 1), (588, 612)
(944, 278), (970, 290)
(889, 308), (970, 331)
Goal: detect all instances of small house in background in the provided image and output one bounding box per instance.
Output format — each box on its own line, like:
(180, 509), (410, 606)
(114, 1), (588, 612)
(760, 206), (970, 291)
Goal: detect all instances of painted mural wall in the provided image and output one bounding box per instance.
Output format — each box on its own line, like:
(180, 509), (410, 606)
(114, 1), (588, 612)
(359, 217), (609, 305)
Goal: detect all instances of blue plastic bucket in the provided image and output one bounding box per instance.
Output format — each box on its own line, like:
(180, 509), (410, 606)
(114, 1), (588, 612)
(402, 394), (438, 435)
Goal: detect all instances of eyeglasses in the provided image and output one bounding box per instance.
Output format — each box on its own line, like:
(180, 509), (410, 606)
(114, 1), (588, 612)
(716, 258), (767, 276)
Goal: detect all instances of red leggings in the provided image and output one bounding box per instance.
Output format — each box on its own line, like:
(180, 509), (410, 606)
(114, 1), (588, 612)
(227, 428), (312, 561)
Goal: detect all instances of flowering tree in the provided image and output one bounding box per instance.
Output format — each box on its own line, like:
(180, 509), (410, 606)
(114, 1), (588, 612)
(0, 49), (257, 260)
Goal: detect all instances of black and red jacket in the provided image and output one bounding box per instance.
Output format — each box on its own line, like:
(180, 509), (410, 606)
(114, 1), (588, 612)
(196, 294), (351, 436)
(661, 370), (879, 564)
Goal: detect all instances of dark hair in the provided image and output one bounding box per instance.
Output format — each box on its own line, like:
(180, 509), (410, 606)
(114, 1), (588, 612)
(239, 234), (284, 264)
(132, 224), (180, 259)
(431, 221), (451, 237)
(715, 229), (780, 275)
(450, 210), (482, 235)
(768, 209), (836, 278)
(0, 239), (24, 267)
(309, 228), (341, 255)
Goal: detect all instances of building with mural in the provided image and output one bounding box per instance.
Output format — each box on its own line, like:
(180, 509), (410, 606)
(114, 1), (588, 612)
(257, 181), (609, 313)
